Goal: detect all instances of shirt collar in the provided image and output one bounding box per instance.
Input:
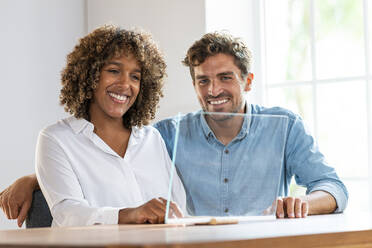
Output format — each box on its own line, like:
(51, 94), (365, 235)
(66, 116), (141, 135)
(66, 116), (143, 158)
(200, 111), (213, 139)
(199, 103), (252, 141)
(66, 116), (94, 134)
(129, 126), (141, 146)
(236, 103), (252, 140)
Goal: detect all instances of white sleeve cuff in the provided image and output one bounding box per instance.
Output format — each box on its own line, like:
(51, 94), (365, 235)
(91, 207), (121, 225)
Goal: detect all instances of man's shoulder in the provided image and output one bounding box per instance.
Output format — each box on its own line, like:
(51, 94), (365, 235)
(250, 104), (299, 122)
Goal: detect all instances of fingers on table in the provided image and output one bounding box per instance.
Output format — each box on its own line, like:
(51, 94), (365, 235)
(277, 197), (308, 219)
(17, 200), (32, 227)
(276, 198), (284, 218)
(301, 201), (308, 218)
(284, 197), (295, 218)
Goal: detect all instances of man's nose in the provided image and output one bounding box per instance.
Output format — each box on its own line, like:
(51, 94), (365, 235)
(208, 80), (223, 97)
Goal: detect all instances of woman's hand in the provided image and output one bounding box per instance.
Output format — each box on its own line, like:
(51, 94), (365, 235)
(118, 198), (183, 224)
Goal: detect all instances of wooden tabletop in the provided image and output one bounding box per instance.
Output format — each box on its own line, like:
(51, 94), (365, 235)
(1, 212), (372, 248)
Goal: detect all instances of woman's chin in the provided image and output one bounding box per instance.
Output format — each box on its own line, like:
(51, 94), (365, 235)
(106, 110), (126, 120)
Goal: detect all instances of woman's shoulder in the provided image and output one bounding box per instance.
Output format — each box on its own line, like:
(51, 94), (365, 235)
(133, 125), (162, 139)
(40, 116), (87, 139)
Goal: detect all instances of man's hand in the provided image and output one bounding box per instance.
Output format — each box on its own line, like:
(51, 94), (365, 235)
(276, 196), (308, 218)
(118, 198), (183, 224)
(276, 191), (337, 218)
(0, 174), (39, 227)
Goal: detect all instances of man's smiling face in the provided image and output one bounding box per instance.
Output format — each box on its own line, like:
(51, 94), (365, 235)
(193, 53), (252, 114)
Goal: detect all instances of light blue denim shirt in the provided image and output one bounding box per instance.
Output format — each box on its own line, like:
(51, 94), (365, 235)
(153, 104), (348, 216)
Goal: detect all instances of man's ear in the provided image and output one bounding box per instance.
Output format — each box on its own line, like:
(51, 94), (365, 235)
(192, 80), (195, 86)
(244, 73), (254, 92)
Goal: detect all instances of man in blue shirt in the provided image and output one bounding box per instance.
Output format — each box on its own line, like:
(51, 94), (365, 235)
(154, 32), (347, 218)
(0, 32), (347, 226)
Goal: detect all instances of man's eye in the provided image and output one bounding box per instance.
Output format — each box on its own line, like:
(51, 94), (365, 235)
(221, 76), (232, 81)
(198, 79), (209, 85)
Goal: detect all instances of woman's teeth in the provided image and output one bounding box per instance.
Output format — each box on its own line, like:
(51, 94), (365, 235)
(108, 92), (128, 101)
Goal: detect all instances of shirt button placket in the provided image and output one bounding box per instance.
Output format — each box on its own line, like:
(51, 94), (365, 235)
(222, 148), (230, 215)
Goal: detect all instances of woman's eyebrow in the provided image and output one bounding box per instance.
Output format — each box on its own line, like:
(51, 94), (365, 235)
(105, 62), (141, 73)
(106, 61), (122, 66)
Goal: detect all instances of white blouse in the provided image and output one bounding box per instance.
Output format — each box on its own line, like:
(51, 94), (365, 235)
(35, 116), (186, 227)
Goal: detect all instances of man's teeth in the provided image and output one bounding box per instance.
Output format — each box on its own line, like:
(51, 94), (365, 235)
(209, 99), (228, 105)
(108, 92), (128, 101)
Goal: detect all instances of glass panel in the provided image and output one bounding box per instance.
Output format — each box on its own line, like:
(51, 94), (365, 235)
(315, 0), (364, 79)
(267, 86), (314, 134)
(165, 113), (288, 224)
(289, 178), (307, 197)
(317, 81), (368, 178)
(265, 0), (312, 84)
(369, 0), (372, 75)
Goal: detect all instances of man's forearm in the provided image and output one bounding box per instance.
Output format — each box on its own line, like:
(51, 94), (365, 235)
(302, 190), (337, 215)
(24, 174), (40, 191)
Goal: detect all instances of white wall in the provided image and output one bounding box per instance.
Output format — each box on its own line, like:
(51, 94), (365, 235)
(87, 0), (205, 121)
(205, 0), (263, 105)
(0, 0), (86, 229)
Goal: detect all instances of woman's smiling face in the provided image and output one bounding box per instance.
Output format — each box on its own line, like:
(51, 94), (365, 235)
(90, 53), (141, 120)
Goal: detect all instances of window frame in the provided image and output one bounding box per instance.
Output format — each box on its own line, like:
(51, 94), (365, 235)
(259, 0), (372, 209)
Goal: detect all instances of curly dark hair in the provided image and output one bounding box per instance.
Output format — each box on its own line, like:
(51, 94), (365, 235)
(60, 25), (166, 128)
(182, 32), (251, 81)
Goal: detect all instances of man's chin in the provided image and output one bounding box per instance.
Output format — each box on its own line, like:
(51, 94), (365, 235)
(205, 107), (230, 114)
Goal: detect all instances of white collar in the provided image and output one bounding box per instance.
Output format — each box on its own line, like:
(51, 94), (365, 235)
(65, 116), (142, 148)
(66, 116), (94, 134)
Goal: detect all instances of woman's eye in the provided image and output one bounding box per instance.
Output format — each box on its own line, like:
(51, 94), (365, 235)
(131, 74), (141, 81)
(107, 69), (119, 74)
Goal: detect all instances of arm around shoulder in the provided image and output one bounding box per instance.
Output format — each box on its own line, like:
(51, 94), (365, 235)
(0, 174), (39, 227)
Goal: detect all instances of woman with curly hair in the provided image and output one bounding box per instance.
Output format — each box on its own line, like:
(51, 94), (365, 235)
(35, 25), (186, 227)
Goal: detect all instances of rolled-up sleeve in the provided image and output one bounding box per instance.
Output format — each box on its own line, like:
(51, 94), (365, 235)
(285, 116), (348, 212)
(35, 130), (121, 226)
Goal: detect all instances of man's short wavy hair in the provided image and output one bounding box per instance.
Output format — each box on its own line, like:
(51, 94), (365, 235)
(60, 25), (166, 128)
(182, 32), (251, 81)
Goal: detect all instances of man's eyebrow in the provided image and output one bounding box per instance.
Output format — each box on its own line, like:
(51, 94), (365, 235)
(195, 75), (208, 80)
(217, 71), (234, 77)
